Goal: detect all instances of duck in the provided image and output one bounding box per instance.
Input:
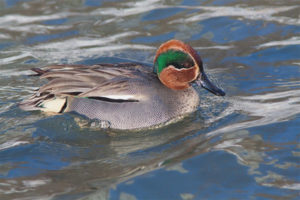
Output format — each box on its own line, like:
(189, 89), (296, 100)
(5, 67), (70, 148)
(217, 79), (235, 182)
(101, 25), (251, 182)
(20, 39), (225, 130)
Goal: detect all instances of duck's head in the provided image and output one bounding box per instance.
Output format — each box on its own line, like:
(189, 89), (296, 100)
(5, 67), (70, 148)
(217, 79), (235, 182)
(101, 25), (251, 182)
(154, 39), (225, 96)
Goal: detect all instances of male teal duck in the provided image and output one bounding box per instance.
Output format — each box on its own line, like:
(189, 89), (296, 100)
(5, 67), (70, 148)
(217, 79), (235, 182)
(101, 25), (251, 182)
(20, 40), (225, 130)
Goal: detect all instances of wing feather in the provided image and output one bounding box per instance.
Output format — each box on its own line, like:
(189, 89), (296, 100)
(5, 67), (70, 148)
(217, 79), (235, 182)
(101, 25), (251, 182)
(20, 63), (153, 111)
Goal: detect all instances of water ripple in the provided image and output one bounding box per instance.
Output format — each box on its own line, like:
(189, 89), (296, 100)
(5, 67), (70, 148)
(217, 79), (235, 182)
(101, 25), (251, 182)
(0, 0), (299, 199)
(170, 5), (299, 25)
(208, 89), (300, 137)
(0, 140), (29, 151)
(258, 36), (300, 48)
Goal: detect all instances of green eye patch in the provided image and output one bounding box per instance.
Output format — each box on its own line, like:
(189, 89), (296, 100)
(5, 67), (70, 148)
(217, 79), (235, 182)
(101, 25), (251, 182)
(154, 50), (194, 75)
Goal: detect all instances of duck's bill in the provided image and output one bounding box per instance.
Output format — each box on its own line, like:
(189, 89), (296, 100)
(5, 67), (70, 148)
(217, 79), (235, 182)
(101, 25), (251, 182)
(195, 73), (225, 96)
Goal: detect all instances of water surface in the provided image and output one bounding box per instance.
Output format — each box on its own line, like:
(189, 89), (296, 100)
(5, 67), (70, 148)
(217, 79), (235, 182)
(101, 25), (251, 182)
(0, 0), (299, 199)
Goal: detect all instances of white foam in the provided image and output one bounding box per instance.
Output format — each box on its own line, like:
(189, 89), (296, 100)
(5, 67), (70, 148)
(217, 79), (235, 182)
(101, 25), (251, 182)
(0, 140), (29, 151)
(258, 36), (300, 48)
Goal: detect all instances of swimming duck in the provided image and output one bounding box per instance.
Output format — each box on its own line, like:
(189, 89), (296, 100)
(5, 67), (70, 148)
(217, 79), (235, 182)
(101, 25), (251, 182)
(20, 40), (225, 130)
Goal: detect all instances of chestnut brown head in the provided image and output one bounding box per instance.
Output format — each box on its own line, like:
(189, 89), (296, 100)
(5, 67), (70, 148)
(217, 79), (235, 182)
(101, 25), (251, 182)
(154, 39), (225, 96)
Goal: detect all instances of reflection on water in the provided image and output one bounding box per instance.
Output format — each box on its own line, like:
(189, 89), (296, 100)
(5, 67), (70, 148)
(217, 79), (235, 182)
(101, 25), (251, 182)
(0, 0), (300, 199)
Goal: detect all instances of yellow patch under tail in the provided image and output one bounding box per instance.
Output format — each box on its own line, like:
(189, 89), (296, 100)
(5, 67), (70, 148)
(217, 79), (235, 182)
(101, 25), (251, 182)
(39, 97), (67, 113)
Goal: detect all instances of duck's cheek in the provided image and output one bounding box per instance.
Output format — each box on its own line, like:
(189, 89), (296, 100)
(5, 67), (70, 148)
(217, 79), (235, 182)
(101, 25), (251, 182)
(176, 66), (198, 82)
(159, 66), (192, 90)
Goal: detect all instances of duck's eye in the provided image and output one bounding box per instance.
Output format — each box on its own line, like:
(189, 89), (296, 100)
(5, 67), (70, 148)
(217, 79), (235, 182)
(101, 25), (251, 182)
(155, 50), (194, 74)
(171, 60), (194, 69)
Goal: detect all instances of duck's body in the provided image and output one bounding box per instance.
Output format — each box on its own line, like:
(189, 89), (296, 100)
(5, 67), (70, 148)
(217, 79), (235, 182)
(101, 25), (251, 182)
(20, 40), (224, 130)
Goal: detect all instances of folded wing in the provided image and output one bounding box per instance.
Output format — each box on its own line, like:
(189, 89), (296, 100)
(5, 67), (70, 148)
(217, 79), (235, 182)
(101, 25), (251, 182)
(19, 63), (152, 112)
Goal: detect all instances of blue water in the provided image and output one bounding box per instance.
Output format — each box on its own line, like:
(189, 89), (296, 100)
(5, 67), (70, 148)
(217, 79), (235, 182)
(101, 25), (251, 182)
(0, 0), (299, 199)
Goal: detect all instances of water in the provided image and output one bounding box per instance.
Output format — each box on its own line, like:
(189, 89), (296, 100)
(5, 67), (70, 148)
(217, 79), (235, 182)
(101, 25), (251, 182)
(0, 0), (299, 199)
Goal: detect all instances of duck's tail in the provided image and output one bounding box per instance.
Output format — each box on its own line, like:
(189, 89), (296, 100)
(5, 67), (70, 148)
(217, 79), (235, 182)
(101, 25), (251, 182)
(30, 67), (48, 76)
(19, 67), (66, 112)
(19, 93), (67, 113)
